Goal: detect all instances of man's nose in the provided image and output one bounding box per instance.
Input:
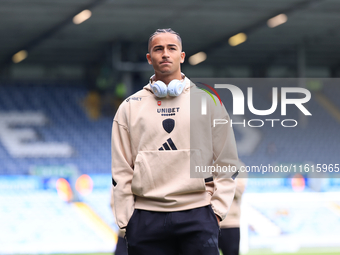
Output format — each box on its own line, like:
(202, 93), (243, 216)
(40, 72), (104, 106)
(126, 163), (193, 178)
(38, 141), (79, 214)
(162, 49), (170, 57)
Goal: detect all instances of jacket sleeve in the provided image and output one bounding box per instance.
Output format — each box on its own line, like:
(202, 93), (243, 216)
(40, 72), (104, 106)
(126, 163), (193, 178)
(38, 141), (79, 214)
(111, 109), (135, 229)
(110, 186), (114, 216)
(210, 103), (244, 221)
(235, 177), (247, 200)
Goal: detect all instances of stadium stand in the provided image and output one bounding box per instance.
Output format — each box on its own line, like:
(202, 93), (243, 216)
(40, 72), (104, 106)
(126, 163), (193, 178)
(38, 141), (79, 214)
(0, 189), (116, 254)
(1, 81), (340, 254)
(0, 84), (112, 175)
(220, 81), (340, 172)
(1, 81), (339, 176)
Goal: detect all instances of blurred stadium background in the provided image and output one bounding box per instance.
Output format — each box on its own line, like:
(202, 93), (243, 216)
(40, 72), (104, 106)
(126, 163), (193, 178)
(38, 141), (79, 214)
(1, 0), (340, 254)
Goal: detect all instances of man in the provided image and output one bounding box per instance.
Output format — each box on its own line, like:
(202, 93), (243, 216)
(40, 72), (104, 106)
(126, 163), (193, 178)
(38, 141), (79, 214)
(111, 28), (242, 255)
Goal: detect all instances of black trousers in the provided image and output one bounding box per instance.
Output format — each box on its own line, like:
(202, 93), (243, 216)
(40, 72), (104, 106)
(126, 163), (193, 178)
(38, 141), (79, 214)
(218, 228), (240, 255)
(115, 236), (128, 255)
(125, 205), (220, 255)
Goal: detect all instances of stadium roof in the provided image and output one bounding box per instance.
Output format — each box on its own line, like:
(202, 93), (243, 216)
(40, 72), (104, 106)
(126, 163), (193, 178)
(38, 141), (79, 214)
(1, 0), (340, 70)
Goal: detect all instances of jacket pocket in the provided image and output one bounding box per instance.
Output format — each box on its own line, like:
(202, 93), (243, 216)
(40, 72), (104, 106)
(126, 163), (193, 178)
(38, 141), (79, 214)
(131, 149), (206, 199)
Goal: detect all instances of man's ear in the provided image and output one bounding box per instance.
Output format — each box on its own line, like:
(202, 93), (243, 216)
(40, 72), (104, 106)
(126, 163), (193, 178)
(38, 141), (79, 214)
(146, 53), (152, 65)
(180, 51), (185, 64)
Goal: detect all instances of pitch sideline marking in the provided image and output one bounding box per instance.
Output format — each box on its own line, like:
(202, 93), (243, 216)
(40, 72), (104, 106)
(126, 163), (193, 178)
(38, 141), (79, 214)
(73, 202), (118, 244)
